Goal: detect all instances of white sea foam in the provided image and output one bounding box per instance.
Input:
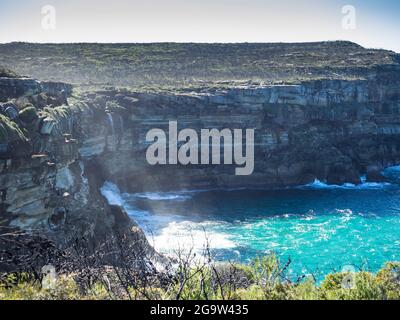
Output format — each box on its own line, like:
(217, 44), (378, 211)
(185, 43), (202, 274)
(384, 165), (400, 172)
(126, 208), (236, 254)
(133, 192), (192, 201)
(335, 208), (354, 215)
(100, 181), (236, 255)
(300, 178), (392, 190)
(100, 182), (124, 205)
(147, 220), (236, 254)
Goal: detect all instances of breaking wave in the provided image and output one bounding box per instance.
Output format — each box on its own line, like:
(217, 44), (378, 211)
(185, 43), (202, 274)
(133, 192), (193, 201)
(299, 177), (392, 190)
(100, 182), (235, 255)
(100, 181), (124, 206)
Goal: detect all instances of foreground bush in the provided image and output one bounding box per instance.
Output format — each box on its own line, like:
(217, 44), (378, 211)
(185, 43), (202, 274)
(1, 259), (399, 300)
(1, 231), (398, 300)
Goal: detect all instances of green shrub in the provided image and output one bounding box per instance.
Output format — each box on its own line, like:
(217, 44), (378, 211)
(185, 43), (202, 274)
(0, 67), (18, 78)
(19, 105), (38, 124)
(1, 259), (400, 300)
(105, 101), (127, 114)
(376, 262), (400, 299)
(42, 103), (89, 123)
(0, 114), (28, 143)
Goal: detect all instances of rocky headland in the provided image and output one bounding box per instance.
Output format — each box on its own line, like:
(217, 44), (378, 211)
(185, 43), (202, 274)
(0, 41), (400, 261)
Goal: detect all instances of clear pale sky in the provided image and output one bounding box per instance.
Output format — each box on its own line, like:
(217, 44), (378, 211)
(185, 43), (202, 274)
(0, 0), (399, 52)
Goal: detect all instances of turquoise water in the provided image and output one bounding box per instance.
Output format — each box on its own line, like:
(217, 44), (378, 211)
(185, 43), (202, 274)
(101, 167), (400, 281)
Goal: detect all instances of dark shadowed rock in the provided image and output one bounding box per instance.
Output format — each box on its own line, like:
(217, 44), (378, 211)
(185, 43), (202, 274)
(366, 167), (387, 182)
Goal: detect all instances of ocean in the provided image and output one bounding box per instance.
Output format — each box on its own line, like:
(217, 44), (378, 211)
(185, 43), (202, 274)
(101, 166), (400, 281)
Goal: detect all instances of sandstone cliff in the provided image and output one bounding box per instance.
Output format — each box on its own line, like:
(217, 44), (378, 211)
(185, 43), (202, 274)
(87, 76), (400, 192)
(0, 41), (400, 256)
(0, 78), (159, 269)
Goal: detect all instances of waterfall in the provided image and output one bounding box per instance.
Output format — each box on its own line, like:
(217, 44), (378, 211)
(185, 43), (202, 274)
(106, 113), (115, 135)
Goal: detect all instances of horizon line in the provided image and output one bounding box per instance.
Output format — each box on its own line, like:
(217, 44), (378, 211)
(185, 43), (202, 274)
(0, 40), (396, 50)
(1, 40), (397, 53)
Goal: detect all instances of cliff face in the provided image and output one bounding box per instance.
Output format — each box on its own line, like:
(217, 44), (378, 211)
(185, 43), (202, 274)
(0, 42), (400, 252)
(0, 79), (158, 267)
(1, 76), (400, 246)
(89, 75), (400, 192)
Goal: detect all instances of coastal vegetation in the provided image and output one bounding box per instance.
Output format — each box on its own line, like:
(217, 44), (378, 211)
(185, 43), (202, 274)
(1, 257), (399, 300)
(0, 114), (28, 144)
(1, 41), (398, 87)
(0, 67), (18, 78)
(1, 230), (399, 301)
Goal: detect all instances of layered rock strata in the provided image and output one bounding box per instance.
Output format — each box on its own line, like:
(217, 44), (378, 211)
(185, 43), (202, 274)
(1, 64), (400, 254)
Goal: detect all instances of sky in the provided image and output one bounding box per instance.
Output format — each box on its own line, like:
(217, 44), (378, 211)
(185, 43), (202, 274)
(0, 0), (399, 52)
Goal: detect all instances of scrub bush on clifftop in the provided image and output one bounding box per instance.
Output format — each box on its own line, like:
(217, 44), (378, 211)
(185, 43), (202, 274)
(1, 264), (400, 300)
(1, 253), (400, 300)
(1, 231), (400, 300)
(18, 105), (38, 124)
(0, 114), (28, 143)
